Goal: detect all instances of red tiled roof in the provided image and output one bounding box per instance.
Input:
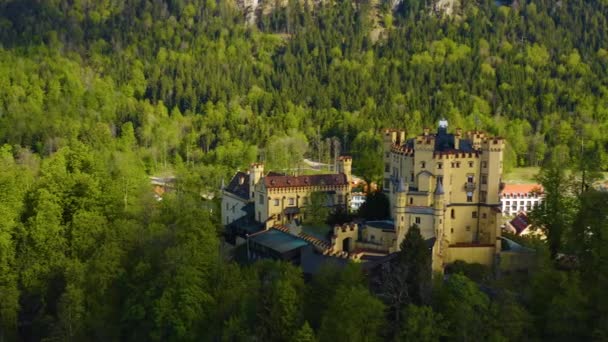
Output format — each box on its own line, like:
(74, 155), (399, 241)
(501, 184), (543, 196)
(264, 173), (348, 189)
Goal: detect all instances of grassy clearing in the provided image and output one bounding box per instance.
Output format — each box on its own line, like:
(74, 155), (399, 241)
(504, 167), (608, 184)
(503, 167), (540, 183)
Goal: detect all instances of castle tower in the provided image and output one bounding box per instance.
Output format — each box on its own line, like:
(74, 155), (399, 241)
(394, 177), (408, 248)
(337, 156), (352, 183)
(432, 178), (446, 271)
(250, 163), (264, 199)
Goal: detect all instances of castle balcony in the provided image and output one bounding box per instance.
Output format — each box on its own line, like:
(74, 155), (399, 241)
(464, 182), (477, 192)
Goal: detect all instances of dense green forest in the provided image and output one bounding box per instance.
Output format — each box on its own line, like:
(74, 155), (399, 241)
(0, 0), (607, 340)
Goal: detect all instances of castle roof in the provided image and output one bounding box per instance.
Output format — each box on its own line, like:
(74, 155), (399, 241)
(249, 228), (309, 253)
(264, 173), (348, 189)
(397, 178), (407, 192)
(434, 178), (444, 195)
(225, 172), (250, 200)
(501, 184), (543, 196)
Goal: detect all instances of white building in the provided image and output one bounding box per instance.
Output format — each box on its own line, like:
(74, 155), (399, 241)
(350, 192), (366, 211)
(499, 184), (543, 216)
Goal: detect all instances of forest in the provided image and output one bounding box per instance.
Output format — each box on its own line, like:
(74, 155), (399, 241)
(0, 0), (607, 340)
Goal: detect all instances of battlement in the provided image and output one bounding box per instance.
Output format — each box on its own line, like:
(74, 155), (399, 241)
(250, 162), (264, 169)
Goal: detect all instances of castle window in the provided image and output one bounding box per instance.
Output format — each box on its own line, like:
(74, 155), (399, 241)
(409, 197), (413, 205)
(274, 199), (279, 206)
(289, 198), (295, 206)
(437, 163), (442, 169)
(385, 163), (390, 172)
(467, 175), (474, 183)
(277, 214), (281, 221)
(456, 162), (461, 168)
(451, 209), (455, 219)
(469, 161), (474, 168)
(482, 161), (488, 168)
(472, 211), (478, 218)
(481, 174), (487, 185)
(421, 161), (426, 169)
(467, 193), (473, 202)
(410, 173), (414, 182)
(415, 217), (421, 224)
(384, 178), (390, 190)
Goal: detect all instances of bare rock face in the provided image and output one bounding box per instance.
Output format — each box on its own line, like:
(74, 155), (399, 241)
(235, 0), (322, 26)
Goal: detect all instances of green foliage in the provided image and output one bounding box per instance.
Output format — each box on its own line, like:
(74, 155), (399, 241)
(318, 285), (385, 342)
(293, 321), (317, 342)
(303, 191), (331, 226)
(434, 274), (492, 341)
(399, 305), (447, 342)
(357, 191), (390, 220)
(529, 162), (578, 256)
(0, 0), (607, 340)
(397, 224), (432, 305)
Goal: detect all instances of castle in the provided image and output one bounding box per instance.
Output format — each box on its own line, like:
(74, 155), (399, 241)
(222, 157), (352, 229)
(222, 120), (506, 272)
(382, 120), (505, 270)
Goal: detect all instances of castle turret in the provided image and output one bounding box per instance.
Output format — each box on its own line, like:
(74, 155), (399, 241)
(394, 178), (408, 248)
(432, 177), (446, 271)
(337, 156), (352, 183)
(249, 163), (264, 199)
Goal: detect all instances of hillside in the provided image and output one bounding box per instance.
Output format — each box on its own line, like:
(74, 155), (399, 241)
(0, 0), (608, 340)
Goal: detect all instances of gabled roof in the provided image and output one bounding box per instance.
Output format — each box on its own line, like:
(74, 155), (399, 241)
(416, 170), (434, 178)
(264, 173), (348, 189)
(225, 172), (250, 200)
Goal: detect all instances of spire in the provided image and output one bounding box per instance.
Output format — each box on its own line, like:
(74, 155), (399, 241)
(434, 177), (444, 195)
(397, 178), (407, 192)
